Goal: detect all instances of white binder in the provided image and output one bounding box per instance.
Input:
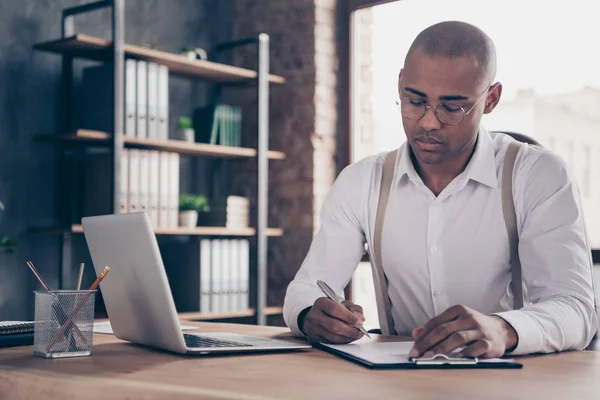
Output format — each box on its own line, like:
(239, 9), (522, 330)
(136, 61), (147, 138)
(211, 239), (222, 313)
(200, 239), (212, 313)
(125, 59), (137, 137)
(158, 152), (170, 228)
(222, 239), (231, 312)
(146, 62), (158, 140)
(157, 65), (169, 141)
(169, 153), (180, 228)
(148, 150), (160, 227)
(119, 149), (129, 214)
(127, 149), (140, 214)
(230, 239), (240, 312)
(138, 150), (150, 216)
(240, 239), (250, 310)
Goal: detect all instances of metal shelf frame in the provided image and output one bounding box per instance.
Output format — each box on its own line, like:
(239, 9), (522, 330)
(46, 0), (274, 325)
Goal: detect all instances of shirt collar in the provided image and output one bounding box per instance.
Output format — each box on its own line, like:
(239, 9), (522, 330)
(394, 127), (498, 189)
(463, 127), (498, 189)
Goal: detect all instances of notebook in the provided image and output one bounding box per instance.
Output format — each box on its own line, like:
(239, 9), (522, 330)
(0, 321), (35, 348)
(0, 321), (34, 335)
(316, 338), (522, 369)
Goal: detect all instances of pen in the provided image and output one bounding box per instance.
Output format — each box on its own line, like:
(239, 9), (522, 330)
(76, 263), (85, 291)
(316, 280), (371, 339)
(26, 260), (52, 291)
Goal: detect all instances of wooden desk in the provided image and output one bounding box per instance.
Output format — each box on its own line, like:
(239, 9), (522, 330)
(1, 322), (599, 400)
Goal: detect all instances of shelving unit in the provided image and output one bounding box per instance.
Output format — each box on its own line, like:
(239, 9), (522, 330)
(31, 224), (284, 237)
(35, 129), (286, 159)
(33, 0), (283, 325)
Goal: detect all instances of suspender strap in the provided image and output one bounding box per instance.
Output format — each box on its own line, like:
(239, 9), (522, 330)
(372, 150), (398, 335)
(501, 141), (524, 310)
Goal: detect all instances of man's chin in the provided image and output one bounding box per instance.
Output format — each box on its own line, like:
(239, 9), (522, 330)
(413, 150), (446, 165)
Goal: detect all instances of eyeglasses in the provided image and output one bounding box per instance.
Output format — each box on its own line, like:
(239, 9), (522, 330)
(396, 84), (492, 126)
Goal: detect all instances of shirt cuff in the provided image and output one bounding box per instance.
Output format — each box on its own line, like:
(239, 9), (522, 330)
(493, 310), (543, 355)
(285, 293), (324, 337)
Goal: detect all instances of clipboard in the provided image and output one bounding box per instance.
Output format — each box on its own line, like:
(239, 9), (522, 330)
(315, 339), (522, 370)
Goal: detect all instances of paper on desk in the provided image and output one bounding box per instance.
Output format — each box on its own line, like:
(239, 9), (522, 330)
(320, 339), (515, 364)
(93, 321), (198, 334)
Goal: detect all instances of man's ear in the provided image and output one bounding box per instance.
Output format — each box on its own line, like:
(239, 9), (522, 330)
(483, 82), (502, 114)
(398, 69), (404, 94)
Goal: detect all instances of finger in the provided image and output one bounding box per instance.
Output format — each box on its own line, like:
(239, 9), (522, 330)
(320, 299), (364, 328)
(342, 301), (366, 321)
(316, 314), (364, 340)
(426, 330), (482, 356)
(315, 318), (363, 343)
(460, 339), (498, 359)
(415, 305), (470, 339)
(410, 320), (466, 357)
(412, 326), (424, 338)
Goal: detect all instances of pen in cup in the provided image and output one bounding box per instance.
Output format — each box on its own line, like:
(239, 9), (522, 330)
(45, 266), (111, 352)
(76, 263), (85, 291)
(316, 280), (371, 339)
(26, 260), (87, 346)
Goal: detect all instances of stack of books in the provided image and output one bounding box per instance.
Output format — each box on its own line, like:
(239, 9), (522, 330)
(193, 104), (242, 146)
(204, 196), (249, 228)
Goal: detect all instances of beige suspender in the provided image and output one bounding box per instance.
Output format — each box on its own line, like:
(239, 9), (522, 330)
(372, 150), (398, 335)
(501, 142), (525, 309)
(372, 143), (524, 334)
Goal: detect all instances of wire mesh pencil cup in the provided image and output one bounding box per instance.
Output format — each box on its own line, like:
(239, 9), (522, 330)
(33, 290), (96, 359)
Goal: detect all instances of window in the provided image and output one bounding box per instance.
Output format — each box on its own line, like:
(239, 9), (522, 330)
(351, 0), (600, 247)
(349, 0), (600, 319)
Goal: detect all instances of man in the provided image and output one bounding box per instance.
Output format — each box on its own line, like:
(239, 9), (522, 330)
(283, 21), (597, 358)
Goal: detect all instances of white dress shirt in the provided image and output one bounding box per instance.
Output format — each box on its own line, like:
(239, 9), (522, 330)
(283, 129), (598, 355)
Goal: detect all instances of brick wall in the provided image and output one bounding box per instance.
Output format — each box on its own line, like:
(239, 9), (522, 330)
(352, 7), (374, 161)
(230, 1), (373, 311)
(230, 0), (341, 308)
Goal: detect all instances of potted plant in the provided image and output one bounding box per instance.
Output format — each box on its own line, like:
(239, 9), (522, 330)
(178, 194), (210, 228)
(0, 201), (16, 254)
(176, 116), (195, 143)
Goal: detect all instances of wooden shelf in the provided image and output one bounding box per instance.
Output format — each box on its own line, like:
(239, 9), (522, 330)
(265, 306), (284, 316)
(33, 34), (286, 84)
(35, 130), (286, 160)
(178, 307), (283, 321)
(31, 224), (284, 237)
(178, 310), (255, 321)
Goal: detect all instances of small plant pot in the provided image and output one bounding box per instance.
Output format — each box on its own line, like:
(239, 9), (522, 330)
(176, 128), (195, 143)
(179, 210), (198, 228)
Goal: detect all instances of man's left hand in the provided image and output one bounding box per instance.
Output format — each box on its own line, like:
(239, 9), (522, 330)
(408, 305), (518, 359)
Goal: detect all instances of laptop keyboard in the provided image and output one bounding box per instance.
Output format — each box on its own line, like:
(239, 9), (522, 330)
(184, 334), (253, 348)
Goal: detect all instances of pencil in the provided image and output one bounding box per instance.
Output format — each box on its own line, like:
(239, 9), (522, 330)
(26, 261), (51, 292)
(46, 266), (111, 352)
(76, 263), (85, 290)
(88, 266), (110, 290)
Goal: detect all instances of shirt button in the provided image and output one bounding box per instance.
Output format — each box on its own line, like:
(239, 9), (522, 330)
(434, 291), (443, 297)
(431, 246), (438, 253)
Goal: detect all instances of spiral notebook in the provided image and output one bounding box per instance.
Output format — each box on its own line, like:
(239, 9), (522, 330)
(0, 321), (35, 335)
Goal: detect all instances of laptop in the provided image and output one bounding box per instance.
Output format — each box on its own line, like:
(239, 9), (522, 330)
(81, 212), (310, 355)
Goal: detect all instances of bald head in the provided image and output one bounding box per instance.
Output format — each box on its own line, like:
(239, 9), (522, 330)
(406, 21), (497, 84)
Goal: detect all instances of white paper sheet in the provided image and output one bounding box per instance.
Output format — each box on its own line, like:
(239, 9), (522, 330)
(320, 338), (515, 365)
(93, 321), (197, 335)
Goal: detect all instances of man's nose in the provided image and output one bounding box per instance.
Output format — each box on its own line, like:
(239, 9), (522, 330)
(418, 106), (442, 132)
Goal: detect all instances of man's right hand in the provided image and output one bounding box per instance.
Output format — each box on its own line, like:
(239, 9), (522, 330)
(301, 297), (366, 344)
